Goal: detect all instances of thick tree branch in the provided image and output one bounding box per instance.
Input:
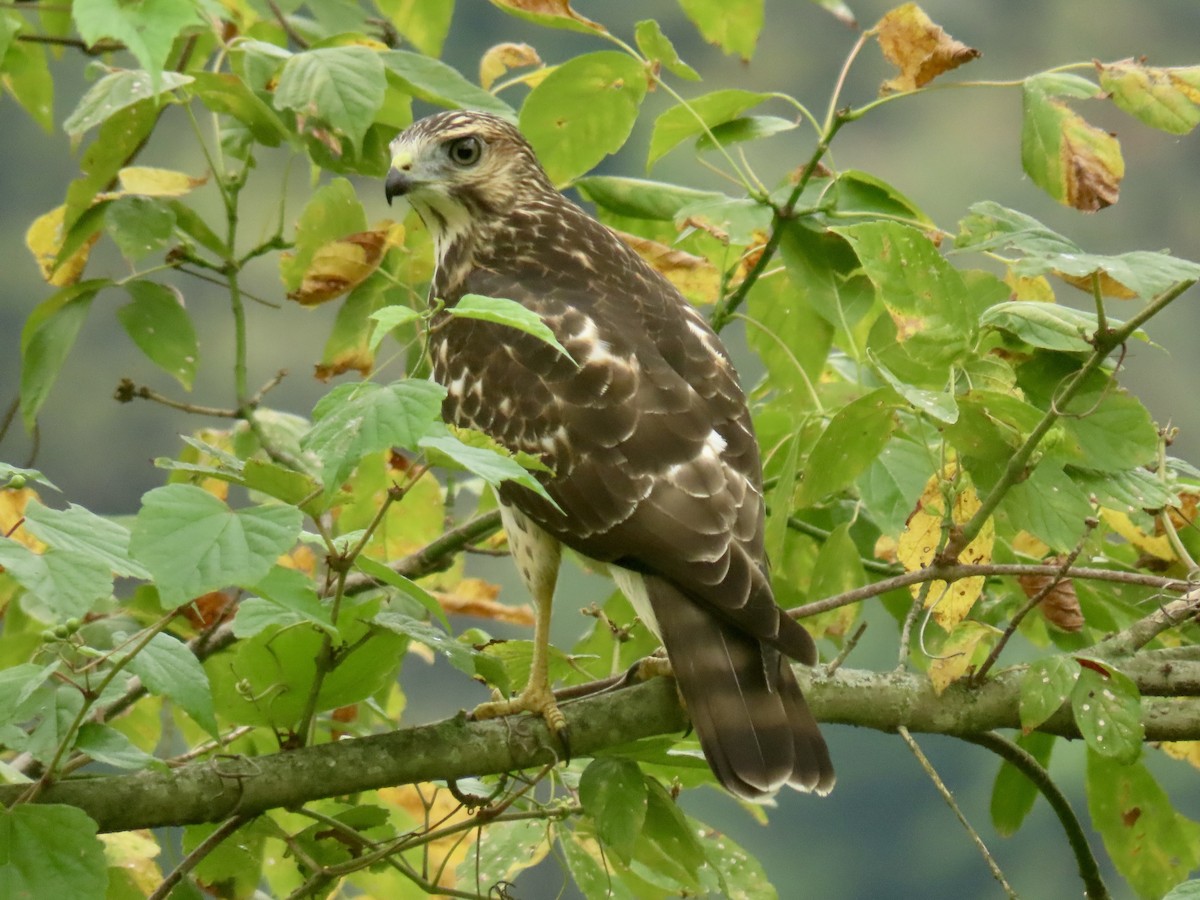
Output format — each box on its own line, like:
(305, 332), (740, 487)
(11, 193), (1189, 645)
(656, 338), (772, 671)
(7, 659), (1200, 834)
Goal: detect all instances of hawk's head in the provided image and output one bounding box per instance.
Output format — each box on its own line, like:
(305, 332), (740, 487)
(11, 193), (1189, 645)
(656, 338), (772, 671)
(385, 111), (553, 243)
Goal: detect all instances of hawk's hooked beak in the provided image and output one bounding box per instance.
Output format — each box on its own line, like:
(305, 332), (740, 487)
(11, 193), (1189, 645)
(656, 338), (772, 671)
(385, 147), (415, 206)
(385, 168), (412, 206)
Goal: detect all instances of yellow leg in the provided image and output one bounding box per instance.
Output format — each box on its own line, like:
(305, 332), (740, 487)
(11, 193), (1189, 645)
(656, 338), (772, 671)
(472, 579), (567, 735)
(471, 504), (567, 737)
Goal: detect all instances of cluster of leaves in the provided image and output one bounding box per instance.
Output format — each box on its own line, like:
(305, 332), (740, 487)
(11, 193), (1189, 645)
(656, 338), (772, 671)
(3, 0), (1200, 897)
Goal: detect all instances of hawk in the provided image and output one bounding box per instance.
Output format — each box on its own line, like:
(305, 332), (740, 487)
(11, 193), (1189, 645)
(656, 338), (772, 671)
(385, 110), (834, 800)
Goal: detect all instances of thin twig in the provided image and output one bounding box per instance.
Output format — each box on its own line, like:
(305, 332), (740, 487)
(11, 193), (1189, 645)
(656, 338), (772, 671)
(898, 727), (1017, 899)
(790, 562), (1188, 621)
(973, 519), (1098, 682)
(964, 732), (1110, 900)
(114, 379), (239, 418)
(148, 815), (251, 900)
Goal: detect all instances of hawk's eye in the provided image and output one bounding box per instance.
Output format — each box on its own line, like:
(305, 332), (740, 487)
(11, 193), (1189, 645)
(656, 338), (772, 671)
(446, 136), (483, 167)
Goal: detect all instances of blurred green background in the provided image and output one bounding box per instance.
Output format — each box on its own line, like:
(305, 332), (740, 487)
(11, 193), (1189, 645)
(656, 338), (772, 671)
(2, 1), (1199, 897)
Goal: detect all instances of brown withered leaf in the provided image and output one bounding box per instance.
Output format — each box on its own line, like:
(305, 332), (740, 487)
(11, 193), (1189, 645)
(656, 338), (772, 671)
(434, 582), (536, 626)
(480, 42), (542, 90)
(181, 591), (236, 630)
(288, 230), (388, 306)
(1018, 564), (1084, 632)
(615, 230), (721, 304)
(876, 3), (980, 93)
(1061, 112), (1123, 211)
(314, 350), (373, 382)
(489, 0), (605, 32)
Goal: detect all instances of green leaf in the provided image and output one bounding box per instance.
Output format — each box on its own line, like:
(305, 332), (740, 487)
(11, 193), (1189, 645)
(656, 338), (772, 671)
(1060, 384), (1158, 474)
(560, 830), (637, 900)
(1018, 656), (1078, 731)
(677, 0), (764, 60)
(74, 723), (165, 772)
(797, 389), (897, 506)
(354, 555), (450, 631)
(574, 176), (723, 221)
(694, 820), (778, 898)
(0, 463), (58, 492)
(129, 485), (303, 608)
(2, 31), (54, 132)
(1071, 659), (1143, 763)
(0, 542), (112, 621)
(944, 389), (1044, 463)
(74, 0), (201, 89)
(808, 522), (867, 608)
(1087, 750), (1200, 899)
(990, 731), (1055, 836)
(233, 566), (335, 638)
(0, 805), (108, 899)
(208, 615), (405, 728)
(696, 115), (796, 152)
(455, 817), (551, 890)
(982, 301), (1103, 352)
(648, 89), (770, 166)
(858, 437), (934, 537)
(123, 632), (218, 736)
(833, 170), (932, 225)
(519, 51), (649, 184)
(275, 47), (387, 152)
(64, 100), (160, 228)
(20, 280), (106, 430)
(368, 305), (422, 351)
(372, 611), (506, 691)
(419, 431), (557, 507)
(301, 380), (445, 490)
(242, 459), (323, 515)
(280, 177), (366, 292)
(382, 50), (514, 119)
(1098, 60), (1200, 135)
(1165, 882), (1200, 900)
(376, 0), (455, 56)
(634, 19), (699, 81)
(116, 281), (198, 389)
(579, 757), (648, 864)
(764, 433), (802, 566)
(1002, 465), (1094, 553)
(450, 294), (573, 360)
(638, 778), (705, 890)
(188, 71), (290, 146)
(833, 221), (975, 364)
(872, 358), (958, 424)
(0, 663), (57, 722)
(1021, 76), (1124, 211)
(22, 500), (147, 579)
(777, 221), (876, 353)
(104, 196), (176, 261)
(18, 684), (84, 763)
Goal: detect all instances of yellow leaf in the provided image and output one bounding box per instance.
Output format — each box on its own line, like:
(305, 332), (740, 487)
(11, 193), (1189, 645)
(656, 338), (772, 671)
(25, 205), (99, 286)
(0, 488), (45, 552)
(1011, 530), (1050, 559)
(1004, 270), (1056, 302)
(480, 42), (542, 90)
(102, 830), (161, 894)
(928, 621), (995, 694)
(1100, 508), (1174, 561)
(1160, 741), (1200, 770)
(875, 3), (980, 93)
(287, 230), (389, 306)
(115, 166), (207, 197)
(1056, 269), (1137, 299)
(376, 784), (475, 887)
(897, 466), (995, 630)
(615, 230), (721, 304)
(1059, 107), (1124, 211)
